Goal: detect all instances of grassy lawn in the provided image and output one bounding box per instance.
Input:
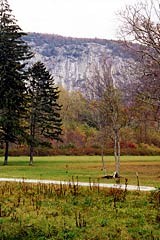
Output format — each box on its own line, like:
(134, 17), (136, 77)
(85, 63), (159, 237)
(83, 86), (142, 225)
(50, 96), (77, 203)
(0, 156), (159, 187)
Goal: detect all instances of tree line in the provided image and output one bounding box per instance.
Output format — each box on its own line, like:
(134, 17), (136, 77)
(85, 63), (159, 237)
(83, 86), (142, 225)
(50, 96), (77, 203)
(0, 0), (62, 165)
(58, 0), (160, 177)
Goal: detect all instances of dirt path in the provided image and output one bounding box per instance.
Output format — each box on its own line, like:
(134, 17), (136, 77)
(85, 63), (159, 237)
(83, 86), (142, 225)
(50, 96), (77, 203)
(0, 178), (157, 191)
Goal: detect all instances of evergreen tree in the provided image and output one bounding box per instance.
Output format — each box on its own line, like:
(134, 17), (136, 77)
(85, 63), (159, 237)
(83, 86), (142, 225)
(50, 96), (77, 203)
(0, 0), (33, 164)
(27, 61), (62, 165)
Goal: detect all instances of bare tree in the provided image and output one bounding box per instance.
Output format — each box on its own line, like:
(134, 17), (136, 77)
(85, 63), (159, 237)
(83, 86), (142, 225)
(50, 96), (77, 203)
(119, 0), (160, 59)
(88, 99), (109, 176)
(86, 58), (128, 177)
(118, 0), (160, 107)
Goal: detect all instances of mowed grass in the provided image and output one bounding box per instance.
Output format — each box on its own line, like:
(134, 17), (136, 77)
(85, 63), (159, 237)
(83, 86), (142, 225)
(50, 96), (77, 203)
(0, 155), (160, 187)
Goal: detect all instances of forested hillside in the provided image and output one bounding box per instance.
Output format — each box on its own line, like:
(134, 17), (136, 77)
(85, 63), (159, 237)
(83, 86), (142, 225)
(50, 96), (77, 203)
(20, 33), (160, 158)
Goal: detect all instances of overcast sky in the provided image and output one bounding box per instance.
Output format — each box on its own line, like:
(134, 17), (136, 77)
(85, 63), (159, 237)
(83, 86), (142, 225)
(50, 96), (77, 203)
(10, 0), (143, 40)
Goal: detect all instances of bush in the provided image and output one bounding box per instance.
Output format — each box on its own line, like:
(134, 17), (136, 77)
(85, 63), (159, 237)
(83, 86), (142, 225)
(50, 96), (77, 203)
(6, 142), (160, 156)
(138, 143), (160, 155)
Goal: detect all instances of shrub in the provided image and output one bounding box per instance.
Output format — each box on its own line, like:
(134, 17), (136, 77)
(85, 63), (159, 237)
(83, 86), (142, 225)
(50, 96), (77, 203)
(6, 142), (160, 156)
(138, 143), (160, 155)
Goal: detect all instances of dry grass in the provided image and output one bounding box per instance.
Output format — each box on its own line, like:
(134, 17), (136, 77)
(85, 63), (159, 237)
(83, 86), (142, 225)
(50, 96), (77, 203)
(0, 181), (159, 239)
(0, 155), (159, 187)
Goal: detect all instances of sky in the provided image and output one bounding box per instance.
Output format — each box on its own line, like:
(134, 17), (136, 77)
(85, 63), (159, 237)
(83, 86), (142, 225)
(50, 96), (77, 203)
(10, 0), (142, 40)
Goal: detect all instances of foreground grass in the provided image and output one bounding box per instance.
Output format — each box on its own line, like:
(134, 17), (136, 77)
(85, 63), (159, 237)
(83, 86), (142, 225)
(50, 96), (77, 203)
(0, 181), (159, 240)
(0, 156), (160, 187)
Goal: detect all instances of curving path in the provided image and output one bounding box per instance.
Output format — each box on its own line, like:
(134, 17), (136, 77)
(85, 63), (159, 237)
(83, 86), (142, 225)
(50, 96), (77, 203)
(0, 178), (157, 191)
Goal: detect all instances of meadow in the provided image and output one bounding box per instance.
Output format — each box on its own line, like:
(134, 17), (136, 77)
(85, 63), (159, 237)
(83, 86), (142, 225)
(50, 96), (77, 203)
(0, 156), (160, 239)
(0, 181), (159, 240)
(0, 156), (160, 187)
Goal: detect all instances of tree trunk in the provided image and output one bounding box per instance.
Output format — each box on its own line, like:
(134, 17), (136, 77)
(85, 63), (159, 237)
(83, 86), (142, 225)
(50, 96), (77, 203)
(4, 141), (9, 165)
(114, 131), (117, 172)
(117, 135), (120, 176)
(114, 129), (120, 177)
(29, 144), (34, 165)
(101, 145), (106, 176)
(29, 115), (35, 165)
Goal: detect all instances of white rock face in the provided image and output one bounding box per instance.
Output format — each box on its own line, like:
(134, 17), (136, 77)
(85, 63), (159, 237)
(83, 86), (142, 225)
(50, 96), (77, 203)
(25, 33), (137, 94)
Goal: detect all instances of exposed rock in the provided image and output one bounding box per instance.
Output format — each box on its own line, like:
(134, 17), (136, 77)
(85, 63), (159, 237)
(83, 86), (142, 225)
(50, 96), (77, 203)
(24, 33), (138, 94)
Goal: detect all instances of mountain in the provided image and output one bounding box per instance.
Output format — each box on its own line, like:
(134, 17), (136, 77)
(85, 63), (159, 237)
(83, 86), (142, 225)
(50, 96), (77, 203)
(24, 33), (137, 93)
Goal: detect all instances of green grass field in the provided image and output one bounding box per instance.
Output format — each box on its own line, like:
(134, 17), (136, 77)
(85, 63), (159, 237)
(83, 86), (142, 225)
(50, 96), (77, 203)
(0, 156), (159, 187)
(0, 181), (159, 240)
(0, 156), (160, 239)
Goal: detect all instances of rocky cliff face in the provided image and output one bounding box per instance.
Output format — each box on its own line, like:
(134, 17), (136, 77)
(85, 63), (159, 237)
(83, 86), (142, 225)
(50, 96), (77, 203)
(24, 33), (137, 93)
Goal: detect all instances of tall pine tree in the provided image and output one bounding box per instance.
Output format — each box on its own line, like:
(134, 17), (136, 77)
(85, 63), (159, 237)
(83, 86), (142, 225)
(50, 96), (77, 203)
(0, 0), (33, 164)
(27, 61), (62, 165)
